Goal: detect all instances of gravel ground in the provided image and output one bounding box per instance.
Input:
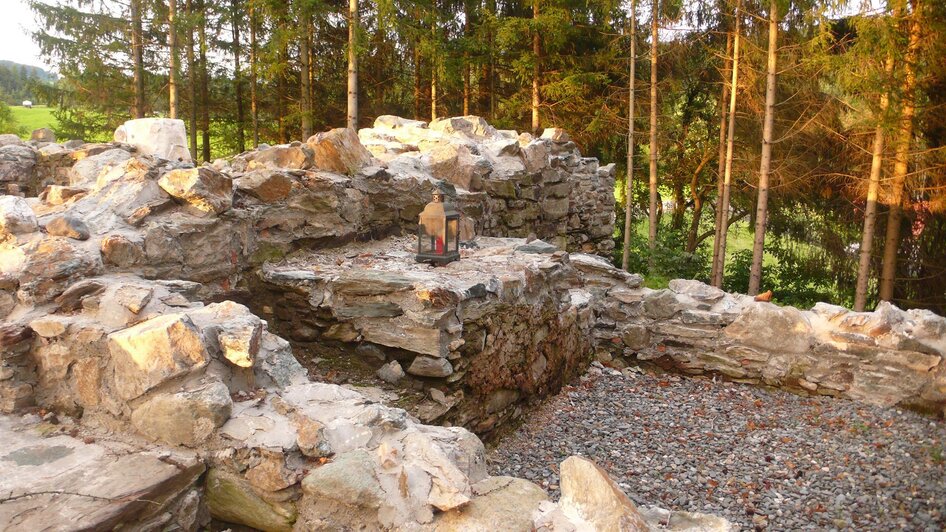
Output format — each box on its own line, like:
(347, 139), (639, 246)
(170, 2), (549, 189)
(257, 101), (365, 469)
(488, 365), (946, 531)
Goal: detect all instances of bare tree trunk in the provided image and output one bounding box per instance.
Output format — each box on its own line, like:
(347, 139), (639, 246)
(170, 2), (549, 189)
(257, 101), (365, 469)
(532, 0), (541, 133)
(197, 0), (210, 161)
(413, 44), (422, 121)
(430, 20), (438, 121)
(621, 0), (637, 272)
(854, 58), (893, 311)
(712, 0), (742, 288)
(347, 0), (359, 130)
(710, 32), (733, 284)
(249, 1), (259, 148)
(879, 0), (920, 302)
(185, 0), (197, 157)
(463, 0), (471, 115)
(301, 7), (313, 139)
(647, 0), (658, 269)
(231, 0), (245, 152)
(748, 0), (778, 296)
(131, 0), (145, 118)
(168, 0), (179, 118)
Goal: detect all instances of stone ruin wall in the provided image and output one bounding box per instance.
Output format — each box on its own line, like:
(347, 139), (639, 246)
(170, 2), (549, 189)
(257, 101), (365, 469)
(0, 115), (943, 531)
(578, 261), (946, 416)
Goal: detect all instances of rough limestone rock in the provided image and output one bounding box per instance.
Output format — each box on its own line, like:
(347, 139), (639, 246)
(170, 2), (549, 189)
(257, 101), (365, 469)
(541, 128), (572, 142)
(42, 185), (87, 205)
(307, 127), (373, 174)
(31, 128), (57, 143)
(45, 215), (91, 240)
(107, 313), (210, 400)
(0, 144), (37, 190)
(247, 144), (313, 170)
(100, 234), (145, 266)
(376, 360), (405, 383)
(0, 195), (39, 237)
(234, 169), (293, 202)
(435, 476), (549, 531)
(114, 118), (192, 162)
(188, 301), (263, 368)
(158, 166), (233, 215)
(723, 302), (812, 353)
(16, 237), (104, 303)
(207, 467), (295, 532)
(131, 380), (232, 445)
(557, 456), (650, 531)
(68, 148), (133, 187)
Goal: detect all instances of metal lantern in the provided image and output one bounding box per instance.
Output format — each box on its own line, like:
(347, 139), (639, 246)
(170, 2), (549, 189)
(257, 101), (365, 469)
(416, 191), (461, 265)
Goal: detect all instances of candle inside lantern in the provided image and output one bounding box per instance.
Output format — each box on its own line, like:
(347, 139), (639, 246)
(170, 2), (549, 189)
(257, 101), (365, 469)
(435, 236), (444, 254)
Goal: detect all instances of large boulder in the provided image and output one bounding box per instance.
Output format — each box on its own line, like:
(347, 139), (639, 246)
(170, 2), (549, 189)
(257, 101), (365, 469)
(234, 169), (293, 202)
(723, 302), (813, 353)
(131, 380), (232, 445)
(0, 196), (38, 237)
(69, 148), (133, 187)
(158, 167), (232, 215)
(31, 128), (56, 143)
(435, 476), (548, 531)
(107, 313), (210, 401)
(0, 144), (37, 189)
(114, 118), (192, 162)
(307, 128), (373, 175)
(556, 456), (650, 531)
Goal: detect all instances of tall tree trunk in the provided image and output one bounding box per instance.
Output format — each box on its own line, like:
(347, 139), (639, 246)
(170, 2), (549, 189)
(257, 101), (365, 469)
(622, 0), (637, 272)
(854, 58), (893, 311)
(712, 0), (742, 288)
(430, 19), (438, 121)
(249, 1), (259, 147)
(347, 0), (359, 130)
(532, 0), (541, 133)
(131, 0), (145, 118)
(168, 0), (179, 118)
(231, 0), (245, 152)
(300, 7), (313, 139)
(185, 0), (197, 157)
(647, 0), (658, 269)
(748, 0), (778, 296)
(198, 0), (210, 161)
(463, 0), (472, 115)
(879, 0), (920, 302)
(710, 32), (733, 284)
(413, 44), (422, 121)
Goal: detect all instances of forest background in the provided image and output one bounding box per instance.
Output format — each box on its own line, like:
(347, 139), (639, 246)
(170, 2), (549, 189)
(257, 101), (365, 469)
(3, 0), (945, 314)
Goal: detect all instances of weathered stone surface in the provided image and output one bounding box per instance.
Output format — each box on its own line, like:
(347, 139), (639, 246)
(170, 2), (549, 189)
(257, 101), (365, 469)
(16, 238), (103, 303)
(189, 301), (263, 368)
(42, 185), (87, 205)
(724, 302), (812, 353)
(540, 128), (571, 142)
(100, 234), (145, 266)
(235, 169), (293, 202)
(377, 360), (405, 383)
(0, 144), (37, 189)
(114, 118), (192, 162)
(107, 313), (210, 400)
(0, 416), (205, 532)
(558, 456), (650, 531)
(31, 128), (56, 143)
(307, 127), (373, 175)
(131, 380), (232, 445)
(0, 195), (38, 237)
(69, 148), (132, 186)
(44, 215), (90, 240)
(409, 356), (454, 378)
(207, 467), (295, 532)
(435, 476), (548, 531)
(248, 145), (313, 170)
(158, 167), (233, 215)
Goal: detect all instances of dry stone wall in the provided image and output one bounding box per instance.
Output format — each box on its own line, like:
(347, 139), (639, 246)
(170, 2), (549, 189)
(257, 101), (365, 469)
(585, 270), (946, 416)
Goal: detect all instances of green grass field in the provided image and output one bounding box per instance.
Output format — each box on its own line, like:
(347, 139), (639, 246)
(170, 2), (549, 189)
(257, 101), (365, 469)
(8, 105), (58, 138)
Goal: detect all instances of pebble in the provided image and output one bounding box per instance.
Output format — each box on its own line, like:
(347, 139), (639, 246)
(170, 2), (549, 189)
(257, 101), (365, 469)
(488, 370), (946, 531)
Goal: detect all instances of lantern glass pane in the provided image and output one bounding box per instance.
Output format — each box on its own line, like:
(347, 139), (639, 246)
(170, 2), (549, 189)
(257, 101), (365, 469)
(419, 214), (447, 255)
(447, 218), (459, 252)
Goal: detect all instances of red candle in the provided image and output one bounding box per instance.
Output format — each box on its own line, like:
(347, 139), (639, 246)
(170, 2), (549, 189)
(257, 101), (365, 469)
(435, 236), (444, 254)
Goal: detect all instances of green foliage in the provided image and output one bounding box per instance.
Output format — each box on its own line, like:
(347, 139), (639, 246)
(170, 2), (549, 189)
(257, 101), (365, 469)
(9, 105), (57, 138)
(0, 98), (26, 136)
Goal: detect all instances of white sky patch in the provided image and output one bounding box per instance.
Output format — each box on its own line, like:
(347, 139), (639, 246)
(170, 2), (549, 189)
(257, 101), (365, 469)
(0, 0), (49, 70)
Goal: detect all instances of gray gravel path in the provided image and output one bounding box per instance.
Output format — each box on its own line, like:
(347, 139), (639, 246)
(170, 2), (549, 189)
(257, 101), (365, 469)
(488, 365), (946, 531)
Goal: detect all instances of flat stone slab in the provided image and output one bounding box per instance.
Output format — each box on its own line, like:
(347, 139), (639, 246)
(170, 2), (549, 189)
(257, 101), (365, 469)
(0, 415), (204, 531)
